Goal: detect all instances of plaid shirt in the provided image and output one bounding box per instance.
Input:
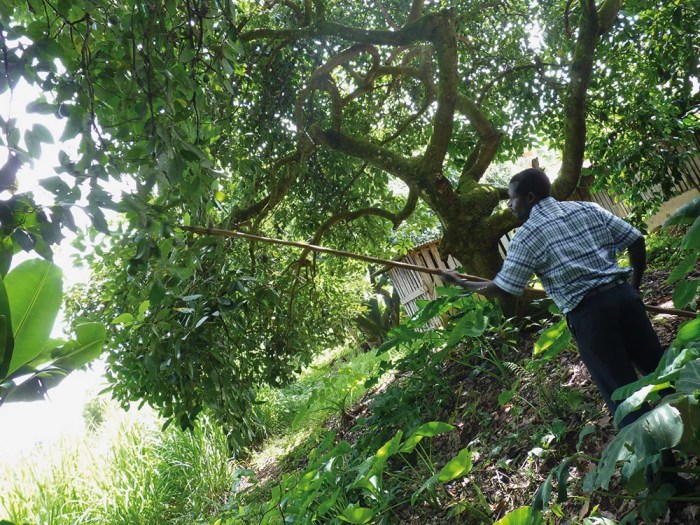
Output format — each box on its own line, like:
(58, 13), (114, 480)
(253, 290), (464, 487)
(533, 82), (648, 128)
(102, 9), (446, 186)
(493, 197), (641, 313)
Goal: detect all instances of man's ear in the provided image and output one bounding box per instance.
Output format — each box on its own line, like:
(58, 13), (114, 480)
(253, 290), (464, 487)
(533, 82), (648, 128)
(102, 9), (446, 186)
(526, 191), (536, 204)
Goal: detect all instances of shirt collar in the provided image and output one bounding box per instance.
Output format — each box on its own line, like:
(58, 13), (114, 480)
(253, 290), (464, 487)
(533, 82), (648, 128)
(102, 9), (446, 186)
(529, 196), (557, 220)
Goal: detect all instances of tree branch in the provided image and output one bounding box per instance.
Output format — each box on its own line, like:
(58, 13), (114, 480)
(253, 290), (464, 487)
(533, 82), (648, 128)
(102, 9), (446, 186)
(240, 12), (441, 45)
(374, 0), (399, 30)
(298, 188), (418, 261)
(597, 0), (622, 36)
(420, 9), (457, 173)
(455, 94), (502, 185)
(308, 125), (415, 181)
(226, 152), (301, 225)
(551, 0), (599, 200)
(407, 0), (424, 23)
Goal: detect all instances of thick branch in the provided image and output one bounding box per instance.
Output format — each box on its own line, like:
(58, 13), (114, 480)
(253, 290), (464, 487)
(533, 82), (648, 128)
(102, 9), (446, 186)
(597, 0), (622, 36)
(240, 13), (442, 45)
(407, 0), (424, 23)
(420, 9), (457, 172)
(227, 153), (300, 224)
(551, 0), (598, 200)
(455, 94), (502, 185)
(308, 125), (416, 181)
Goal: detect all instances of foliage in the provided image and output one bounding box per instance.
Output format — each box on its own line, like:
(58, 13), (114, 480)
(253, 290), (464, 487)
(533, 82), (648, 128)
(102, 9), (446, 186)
(65, 231), (369, 454)
(663, 195), (700, 309)
(221, 287), (522, 524)
(0, 405), (233, 525)
(645, 226), (686, 270)
(352, 276), (400, 348)
(532, 319), (700, 523)
(586, 0), (700, 220)
(0, 258), (106, 405)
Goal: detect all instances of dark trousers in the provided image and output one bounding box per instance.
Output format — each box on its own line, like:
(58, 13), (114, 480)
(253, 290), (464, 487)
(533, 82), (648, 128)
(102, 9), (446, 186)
(566, 282), (664, 427)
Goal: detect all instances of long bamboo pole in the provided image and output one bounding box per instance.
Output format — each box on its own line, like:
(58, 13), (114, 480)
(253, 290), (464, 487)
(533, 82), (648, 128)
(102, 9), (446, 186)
(181, 225), (698, 319)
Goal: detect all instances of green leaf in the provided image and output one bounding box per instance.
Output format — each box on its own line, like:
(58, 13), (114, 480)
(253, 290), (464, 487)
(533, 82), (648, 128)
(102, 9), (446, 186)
(576, 424), (596, 452)
(666, 252), (698, 284)
(5, 259), (63, 376)
(664, 196), (700, 226)
(534, 318), (570, 357)
(86, 205), (110, 234)
(53, 322), (107, 369)
(675, 317), (700, 348)
(39, 176), (72, 197)
(0, 236), (13, 277)
(339, 504), (375, 524)
(613, 382), (672, 426)
(0, 278), (14, 379)
(112, 312), (134, 326)
(672, 279), (698, 309)
(26, 100), (57, 114)
(677, 359), (700, 395)
(410, 473), (438, 505)
(31, 123), (53, 143)
(584, 404), (683, 491)
(149, 279), (166, 305)
(673, 394), (700, 454)
(438, 447), (472, 482)
(681, 216), (700, 250)
(446, 310), (488, 346)
(493, 506), (542, 525)
(399, 421), (455, 453)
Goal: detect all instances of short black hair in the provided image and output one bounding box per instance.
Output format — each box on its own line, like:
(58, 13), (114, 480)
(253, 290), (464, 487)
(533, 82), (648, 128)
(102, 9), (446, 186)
(510, 168), (551, 199)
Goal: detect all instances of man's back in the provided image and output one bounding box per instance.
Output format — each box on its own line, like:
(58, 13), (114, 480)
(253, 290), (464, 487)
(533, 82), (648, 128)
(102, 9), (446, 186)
(494, 197), (641, 313)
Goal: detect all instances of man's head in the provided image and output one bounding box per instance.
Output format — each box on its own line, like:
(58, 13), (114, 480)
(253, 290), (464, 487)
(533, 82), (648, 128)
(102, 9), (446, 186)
(508, 168), (551, 221)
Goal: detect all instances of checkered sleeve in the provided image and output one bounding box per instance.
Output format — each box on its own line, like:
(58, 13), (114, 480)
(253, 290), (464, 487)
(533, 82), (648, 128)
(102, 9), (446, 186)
(493, 237), (536, 296)
(592, 204), (642, 251)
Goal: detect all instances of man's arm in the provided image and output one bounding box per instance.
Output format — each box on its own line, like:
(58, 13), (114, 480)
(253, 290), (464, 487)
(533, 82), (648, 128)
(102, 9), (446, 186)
(438, 269), (510, 299)
(627, 235), (646, 291)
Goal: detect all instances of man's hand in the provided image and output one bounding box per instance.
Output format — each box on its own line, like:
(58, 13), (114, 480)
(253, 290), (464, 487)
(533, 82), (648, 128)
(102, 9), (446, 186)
(436, 269), (509, 299)
(437, 268), (466, 286)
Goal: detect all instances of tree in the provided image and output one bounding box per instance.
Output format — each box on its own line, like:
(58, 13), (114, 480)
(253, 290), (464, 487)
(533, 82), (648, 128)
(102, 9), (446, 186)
(1, 0), (697, 439)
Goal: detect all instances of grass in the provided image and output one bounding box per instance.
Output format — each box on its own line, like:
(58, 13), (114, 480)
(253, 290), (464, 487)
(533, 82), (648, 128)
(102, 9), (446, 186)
(0, 404), (233, 525)
(0, 343), (389, 525)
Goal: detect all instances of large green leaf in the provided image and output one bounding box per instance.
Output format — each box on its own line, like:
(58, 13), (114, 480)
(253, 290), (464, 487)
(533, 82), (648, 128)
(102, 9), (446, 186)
(446, 310), (488, 347)
(52, 322), (107, 369)
(533, 318), (571, 358)
(672, 279), (698, 309)
(677, 359), (700, 396)
(584, 404), (683, 491)
(493, 506), (542, 525)
(666, 252), (699, 284)
(681, 216), (700, 250)
(0, 278), (14, 379)
(438, 447), (473, 482)
(673, 395), (700, 454)
(613, 382), (672, 427)
(675, 318), (700, 348)
(339, 504), (375, 524)
(5, 259), (63, 376)
(399, 421), (455, 453)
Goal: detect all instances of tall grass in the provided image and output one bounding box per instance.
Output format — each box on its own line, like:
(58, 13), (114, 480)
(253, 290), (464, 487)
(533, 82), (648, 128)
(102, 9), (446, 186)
(0, 403), (233, 525)
(0, 343), (387, 525)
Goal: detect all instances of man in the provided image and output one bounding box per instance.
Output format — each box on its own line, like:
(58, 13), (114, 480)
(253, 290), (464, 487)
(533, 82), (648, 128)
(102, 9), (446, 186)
(439, 168), (664, 427)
